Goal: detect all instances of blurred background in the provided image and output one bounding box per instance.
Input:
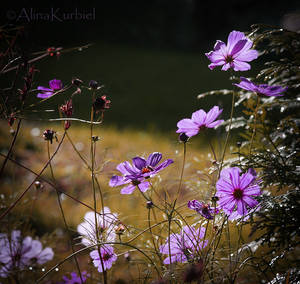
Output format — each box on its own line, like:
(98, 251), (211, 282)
(1, 0), (300, 132)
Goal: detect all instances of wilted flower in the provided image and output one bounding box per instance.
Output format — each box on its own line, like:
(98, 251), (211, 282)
(43, 129), (57, 144)
(0, 230), (54, 278)
(93, 95), (110, 113)
(216, 167), (261, 217)
(206, 30), (258, 71)
(61, 271), (90, 283)
(234, 77), (287, 97)
(77, 207), (118, 246)
(176, 106), (224, 138)
(90, 245), (117, 273)
(60, 100), (73, 130)
(159, 226), (208, 264)
(109, 152), (173, 194)
(37, 79), (62, 99)
(188, 200), (219, 220)
(60, 100), (73, 117)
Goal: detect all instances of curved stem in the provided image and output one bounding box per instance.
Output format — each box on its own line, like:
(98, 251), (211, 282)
(37, 241), (161, 283)
(0, 118), (22, 179)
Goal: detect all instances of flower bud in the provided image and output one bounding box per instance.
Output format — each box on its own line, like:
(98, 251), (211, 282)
(179, 133), (189, 143)
(43, 129), (57, 144)
(89, 80), (99, 89)
(146, 201), (154, 209)
(93, 95), (111, 113)
(115, 223), (126, 235)
(71, 78), (83, 86)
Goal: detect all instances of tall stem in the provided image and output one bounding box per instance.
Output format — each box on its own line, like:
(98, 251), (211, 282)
(219, 86), (235, 177)
(46, 141), (83, 283)
(0, 119), (22, 179)
(90, 94), (107, 284)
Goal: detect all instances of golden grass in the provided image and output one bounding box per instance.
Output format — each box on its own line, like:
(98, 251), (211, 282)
(0, 121), (262, 283)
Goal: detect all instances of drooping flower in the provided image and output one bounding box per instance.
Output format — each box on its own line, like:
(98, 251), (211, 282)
(77, 207), (118, 246)
(234, 77), (287, 97)
(205, 30), (258, 71)
(109, 152), (173, 194)
(0, 230), (54, 278)
(216, 167), (261, 217)
(61, 271), (90, 283)
(176, 106), (224, 138)
(43, 129), (57, 144)
(90, 245), (117, 272)
(188, 200), (219, 220)
(60, 100), (73, 130)
(37, 79), (63, 98)
(93, 95), (111, 113)
(159, 226), (208, 264)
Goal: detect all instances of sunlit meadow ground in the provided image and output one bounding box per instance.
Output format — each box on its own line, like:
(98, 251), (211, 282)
(0, 121), (261, 283)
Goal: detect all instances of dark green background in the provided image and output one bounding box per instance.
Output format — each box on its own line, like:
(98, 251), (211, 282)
(1, 1), (299, 132)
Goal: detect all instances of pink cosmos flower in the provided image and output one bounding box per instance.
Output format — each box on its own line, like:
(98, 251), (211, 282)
(159, 226), (208, 264)
(216, 167), (261, 216)
(90, 245), (117, 272)
(234, 77), (287, 97)
(0, 230), (54, 278)
(206, 30), (258, 71)
(176, 106), (224, 137)
(37, 79), (63, 98)
(109, 152), (173, 194)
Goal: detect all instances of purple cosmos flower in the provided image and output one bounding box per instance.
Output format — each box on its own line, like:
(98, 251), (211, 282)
(37, 79), (63, 98)
(109, 152), (173, 194)
(176, 106), (224, 138)
(61, 271), (90, 283)
(206, 30), (258, 71)
(234, 77), (287, 97)
(0, 230), (54, 278)
(159, 226), (208, 264)
(216, 167), (261, 217)
(90, 245), (117, 272)
(77, 207), (118, 247)
(188, 200), (219, 220)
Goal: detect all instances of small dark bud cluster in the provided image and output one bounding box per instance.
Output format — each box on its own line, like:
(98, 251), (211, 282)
(146, 201), (154, 209)
(179, 133), (189, 143)
(71, 78), (83, 87)
(93, 95), (111, 113)
(43, 129), (57, 144)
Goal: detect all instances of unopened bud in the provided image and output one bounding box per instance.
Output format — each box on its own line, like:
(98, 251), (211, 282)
(89, 80), (99, 89)
(72, 78), (83, 86)
(146, 201), (154, 209)
(115, 223), (126, 235)
(179, 133), (189, 143)
(34, 181), (42, 189)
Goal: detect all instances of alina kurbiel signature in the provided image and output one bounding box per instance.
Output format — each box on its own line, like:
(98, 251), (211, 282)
(6, 8), (96, 22)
